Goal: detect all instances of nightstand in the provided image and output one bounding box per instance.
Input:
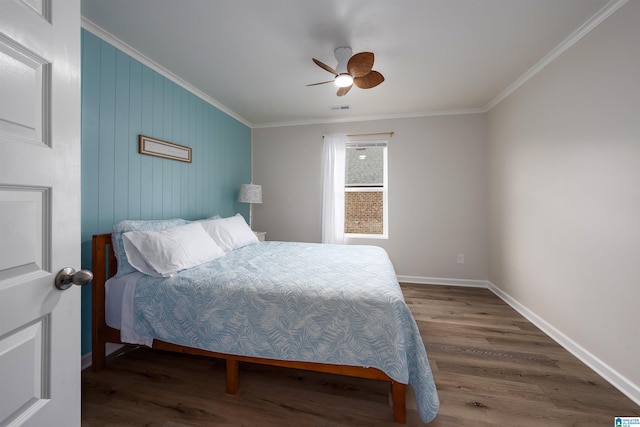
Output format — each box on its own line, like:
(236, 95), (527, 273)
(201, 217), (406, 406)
(254, 231), (266, 242)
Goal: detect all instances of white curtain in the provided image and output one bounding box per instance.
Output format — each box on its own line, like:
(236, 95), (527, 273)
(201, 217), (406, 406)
(321, 133), (346, 244)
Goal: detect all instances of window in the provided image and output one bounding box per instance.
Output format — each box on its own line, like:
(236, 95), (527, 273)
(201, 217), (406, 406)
(344, 140), (388, 238)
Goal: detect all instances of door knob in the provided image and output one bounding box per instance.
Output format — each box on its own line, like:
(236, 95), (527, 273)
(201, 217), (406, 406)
(55, 267), (93, 290)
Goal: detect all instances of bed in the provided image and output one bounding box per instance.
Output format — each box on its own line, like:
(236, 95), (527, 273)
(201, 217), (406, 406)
(91, 217), (439, 423)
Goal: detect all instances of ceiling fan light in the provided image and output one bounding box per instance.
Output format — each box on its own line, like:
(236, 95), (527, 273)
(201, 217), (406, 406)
(335, 73), (354, 88)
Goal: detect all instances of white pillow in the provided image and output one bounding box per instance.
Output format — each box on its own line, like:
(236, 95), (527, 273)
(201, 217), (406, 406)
(191, 214), (221, 222)
(199, 214), (259, 252)
(122, 222), (225, 277)
(112, 218), (188, 277)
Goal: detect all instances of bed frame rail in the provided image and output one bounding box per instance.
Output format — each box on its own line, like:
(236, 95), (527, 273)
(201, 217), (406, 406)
(91, 233), (406, 423)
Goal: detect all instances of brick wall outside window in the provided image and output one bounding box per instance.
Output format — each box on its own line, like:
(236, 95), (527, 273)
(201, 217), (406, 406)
(345, 191), (383, 234)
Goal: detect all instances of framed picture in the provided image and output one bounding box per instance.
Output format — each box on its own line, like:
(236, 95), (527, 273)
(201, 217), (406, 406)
(138, 135), (192, 163)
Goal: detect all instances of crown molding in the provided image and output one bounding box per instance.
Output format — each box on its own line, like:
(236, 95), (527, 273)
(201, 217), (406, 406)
(484, 0), (629, 111)
(81, 17), (253, 129)
(252, 108), (486, 129)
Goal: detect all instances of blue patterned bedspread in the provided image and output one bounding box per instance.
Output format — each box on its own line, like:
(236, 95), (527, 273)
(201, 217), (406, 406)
(132, 241), (439, 422)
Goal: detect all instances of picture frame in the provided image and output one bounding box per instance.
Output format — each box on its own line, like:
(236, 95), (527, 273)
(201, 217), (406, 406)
(138, 135), (192, 163)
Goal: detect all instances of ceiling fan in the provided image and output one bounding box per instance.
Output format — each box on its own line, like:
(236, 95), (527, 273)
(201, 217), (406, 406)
(307, 47), (384, 96)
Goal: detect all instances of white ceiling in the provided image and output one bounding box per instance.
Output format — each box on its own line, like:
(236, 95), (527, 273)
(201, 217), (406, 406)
(81, 0), (615, 128)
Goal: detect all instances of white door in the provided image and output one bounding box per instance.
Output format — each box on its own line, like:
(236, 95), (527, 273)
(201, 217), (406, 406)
(0, 0), (82, 425)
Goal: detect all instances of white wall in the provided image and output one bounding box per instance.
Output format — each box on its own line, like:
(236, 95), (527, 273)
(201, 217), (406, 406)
(252, 114), (487, 282)
(487, 0), (640, 398)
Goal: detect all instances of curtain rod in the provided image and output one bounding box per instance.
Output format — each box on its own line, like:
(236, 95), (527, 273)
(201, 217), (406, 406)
(323, 131), (394, 138)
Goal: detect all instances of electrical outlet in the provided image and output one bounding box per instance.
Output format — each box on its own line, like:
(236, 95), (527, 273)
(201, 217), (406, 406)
(457, 254), (464, 264)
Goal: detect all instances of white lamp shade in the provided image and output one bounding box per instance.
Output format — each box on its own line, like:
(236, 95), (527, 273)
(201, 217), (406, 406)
(238, 184), (262, 204)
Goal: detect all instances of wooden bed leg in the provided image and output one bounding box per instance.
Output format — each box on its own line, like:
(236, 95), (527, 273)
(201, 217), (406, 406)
(92, 338), (106, 372)
(226, 358), (239, 394)
(391, 381), (407, 423)
(91, 233), (109, 372)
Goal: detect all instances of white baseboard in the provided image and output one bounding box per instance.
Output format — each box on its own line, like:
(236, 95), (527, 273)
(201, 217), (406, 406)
(397, 275), (640, 406)
(81, 343), (124, 371)
(486, 281), (640, 407)
(397, 275), (489, 288)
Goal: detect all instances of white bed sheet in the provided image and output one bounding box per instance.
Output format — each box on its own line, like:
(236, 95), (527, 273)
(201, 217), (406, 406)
(105, 272), (153, 346)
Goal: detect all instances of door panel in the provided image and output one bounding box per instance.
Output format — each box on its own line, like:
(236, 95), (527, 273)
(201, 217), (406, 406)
(0, 36), (50, 145)
(0, 187), (47, 278)
(0, 317), (49, 424)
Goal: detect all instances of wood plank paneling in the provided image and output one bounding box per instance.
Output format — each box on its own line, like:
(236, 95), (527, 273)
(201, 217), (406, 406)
(140, 65), (154, 220)
(79, 30), (252, 355)
(97, 41), (116, 232)
(127, 59), (143, 220)
(113, 49), (130, 223)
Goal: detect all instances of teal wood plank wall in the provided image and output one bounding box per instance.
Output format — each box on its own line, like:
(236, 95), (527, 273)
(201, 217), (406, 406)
(80, 30), (252, 355)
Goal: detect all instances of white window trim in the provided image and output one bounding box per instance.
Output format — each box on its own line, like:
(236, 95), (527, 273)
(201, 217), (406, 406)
(344, 139), (388, 239)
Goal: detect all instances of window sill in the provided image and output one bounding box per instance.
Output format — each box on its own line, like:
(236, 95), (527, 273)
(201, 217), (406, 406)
(345, 233), (388, 240)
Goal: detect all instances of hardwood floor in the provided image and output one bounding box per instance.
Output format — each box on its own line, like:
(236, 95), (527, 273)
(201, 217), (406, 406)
(81, 284), (639, 426)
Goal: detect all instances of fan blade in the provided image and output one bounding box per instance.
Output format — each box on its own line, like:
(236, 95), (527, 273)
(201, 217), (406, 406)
(337, 85), (352, 96)
(306, 80), (334, 86)
(347, 52), (374, 77)
(313, 58), (337, 75)
(353, 71), (384, 89)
